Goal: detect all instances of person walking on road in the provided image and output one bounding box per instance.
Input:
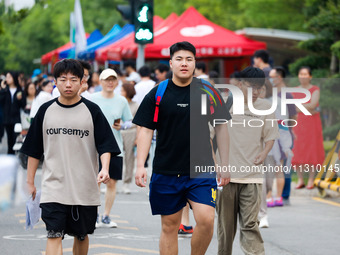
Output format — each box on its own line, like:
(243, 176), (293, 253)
(216, 66), (279, 255)
(91, 68), (133, 228)
(133, 41), (231, 255)
(121, 83), (139, 194)
(21, 59), (120, 255)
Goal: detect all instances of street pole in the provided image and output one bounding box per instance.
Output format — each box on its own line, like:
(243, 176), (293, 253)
(136, 44), (145, 70)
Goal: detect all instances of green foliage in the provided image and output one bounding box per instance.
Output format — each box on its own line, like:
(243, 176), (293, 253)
(289, 55), (329, 76)
(0, 0), (123, 74)
(154, 0), (305, 31)
(0, 0), (328, 75)
(298, 37), (334, 55)
(323, 123), (340, 140)
(323, 140), (334, 154)
(331, 41), (340, 58)
(290, 0), (340, 137)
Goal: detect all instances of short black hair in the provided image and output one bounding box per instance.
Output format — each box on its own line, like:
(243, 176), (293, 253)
(299, 66), (312, 76)
(239, 66), (265, 87)
(124, 60), (136, 70)
(112, 66), (123, 76)
(274, 66), (286, 78)
(254, 50), (269, 64)
(229, 71), (241, 79)
(78, 60), (91, 72)
(138, 65), (151, 77)
(169, 41), (196, 59)
(196, 62), (206, 73)
(155, 63), (169, 73)
(41, 80), (51, 88)
(53, 59), (84, 80)
(208, 70), (219, 79)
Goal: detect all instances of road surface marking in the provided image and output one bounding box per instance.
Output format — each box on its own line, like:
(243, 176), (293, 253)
(118, 226), (139, 231)
(41, 244), (158, 254)
(312, 197), (340, 207)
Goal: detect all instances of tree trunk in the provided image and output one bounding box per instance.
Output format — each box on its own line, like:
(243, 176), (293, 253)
(330, 54), (337, 75)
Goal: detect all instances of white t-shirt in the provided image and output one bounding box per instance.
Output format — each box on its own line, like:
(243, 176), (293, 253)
(126, 71), (141, 84)
(114, 80), (123, 95)
(132, 79), (156, 105)
(197, 74), (209, 79)
(9, 88), (16, 102)
(30, 91), (53, 118)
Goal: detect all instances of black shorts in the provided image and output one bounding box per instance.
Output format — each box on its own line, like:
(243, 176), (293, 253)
(40, 203), (97, 241)
(99, 156), (123, 180)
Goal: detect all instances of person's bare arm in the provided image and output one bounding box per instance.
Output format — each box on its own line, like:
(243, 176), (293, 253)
(254, 140), (275, 165)
(26, 157), (40, 200)
(297, 89), (320, 113)
(215, 123), (230, 186)
(135, 126), (153, 187)
(97, 152), (110, 184)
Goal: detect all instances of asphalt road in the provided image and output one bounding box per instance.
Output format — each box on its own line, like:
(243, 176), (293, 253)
(1, 135), (340, 255)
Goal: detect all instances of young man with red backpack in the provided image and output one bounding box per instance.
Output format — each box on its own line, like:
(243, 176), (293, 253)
(133, 41), (231, 255)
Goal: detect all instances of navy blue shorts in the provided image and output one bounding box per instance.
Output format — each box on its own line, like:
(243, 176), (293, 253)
(149, 173), (217, 215)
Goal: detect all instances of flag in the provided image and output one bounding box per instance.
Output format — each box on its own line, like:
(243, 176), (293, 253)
(74, 0), (86, 58)
(70, 12), (75, 43)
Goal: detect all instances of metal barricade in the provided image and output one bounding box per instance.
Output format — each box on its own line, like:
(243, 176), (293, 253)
(314, 131), (340, 197)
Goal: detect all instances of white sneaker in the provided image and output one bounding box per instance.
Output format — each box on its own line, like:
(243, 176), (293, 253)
(259, 216), (269, 228)
(99, 215), (117, 228)
(122, 183), (131, 194)
(100, 186), (107, 194)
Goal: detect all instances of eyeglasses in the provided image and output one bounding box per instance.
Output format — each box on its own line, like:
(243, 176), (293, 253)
(83, 75), (90, 81)
(242, 82), (264, 92)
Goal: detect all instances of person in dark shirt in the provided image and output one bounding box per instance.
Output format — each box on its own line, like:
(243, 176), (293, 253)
(0, 71), (26, 154)
(133, 41), (230, 255)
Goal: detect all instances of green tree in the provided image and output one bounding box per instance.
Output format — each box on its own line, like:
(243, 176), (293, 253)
(289, 0), (340, 139)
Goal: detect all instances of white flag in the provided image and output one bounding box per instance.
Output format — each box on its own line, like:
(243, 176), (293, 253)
(70, 12), (75, 43)
(74, 0), (86, 57)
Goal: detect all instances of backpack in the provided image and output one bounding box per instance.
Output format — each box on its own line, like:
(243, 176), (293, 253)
(153, 78), (219, 122)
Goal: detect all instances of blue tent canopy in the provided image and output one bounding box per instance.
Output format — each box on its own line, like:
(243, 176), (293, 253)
(59, 29), (104, 59)
(78, 24), (134, 60)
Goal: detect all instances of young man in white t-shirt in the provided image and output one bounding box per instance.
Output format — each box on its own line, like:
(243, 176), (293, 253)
(21, 59), (120, 255)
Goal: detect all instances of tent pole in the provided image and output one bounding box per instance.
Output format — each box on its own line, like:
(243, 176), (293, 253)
(137, 44), (145, 70)
(105, 61), (109, 69)
(120, 61), (124, 72)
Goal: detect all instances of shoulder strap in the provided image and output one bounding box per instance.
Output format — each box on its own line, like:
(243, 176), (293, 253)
(153, 79), (169, 122)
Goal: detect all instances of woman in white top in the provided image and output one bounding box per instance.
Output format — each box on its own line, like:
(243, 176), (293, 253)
(30, 80), (53, 120)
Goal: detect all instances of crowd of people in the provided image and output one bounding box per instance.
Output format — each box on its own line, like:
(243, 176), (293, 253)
(0, 42), (325, 255)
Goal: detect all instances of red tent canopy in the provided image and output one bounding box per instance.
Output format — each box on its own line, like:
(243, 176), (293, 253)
(121, 7), (266, 59)
(41, 42), (73, 65)
(95, 14), (176, 62)
(41, 33), (90, 65)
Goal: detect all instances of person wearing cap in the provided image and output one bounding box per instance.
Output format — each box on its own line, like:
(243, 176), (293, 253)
(91, 68), (133, 228)
(31, 69), (42, 83)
